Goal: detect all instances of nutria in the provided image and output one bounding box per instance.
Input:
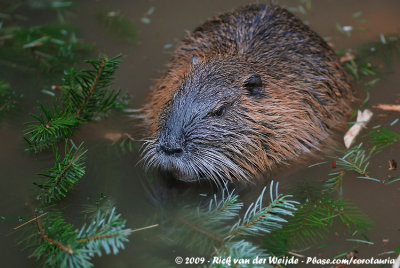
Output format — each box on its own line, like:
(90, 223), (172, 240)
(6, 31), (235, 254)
(140, 4), (353, 183)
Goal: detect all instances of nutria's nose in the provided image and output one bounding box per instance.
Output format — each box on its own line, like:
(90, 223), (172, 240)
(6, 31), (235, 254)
(160, 144), (183, 156)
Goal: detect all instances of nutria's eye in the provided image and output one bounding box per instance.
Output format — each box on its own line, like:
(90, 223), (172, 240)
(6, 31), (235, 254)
(213, 105), (226, 117)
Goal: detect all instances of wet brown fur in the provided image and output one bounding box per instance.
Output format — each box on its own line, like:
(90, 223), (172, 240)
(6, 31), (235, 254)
(141, 4), (354, 182)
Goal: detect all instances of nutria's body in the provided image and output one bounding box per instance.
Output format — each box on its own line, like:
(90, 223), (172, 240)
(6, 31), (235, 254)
(141, 4), (353, 183)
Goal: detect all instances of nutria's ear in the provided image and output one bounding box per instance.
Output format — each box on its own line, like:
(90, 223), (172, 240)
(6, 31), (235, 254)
(243, 73), (263, 96)
(190, 55), (199, 66)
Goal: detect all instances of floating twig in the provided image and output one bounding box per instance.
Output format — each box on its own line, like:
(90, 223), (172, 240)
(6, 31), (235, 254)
(373, 104), (400, 112)
(13, 212), (48, 230)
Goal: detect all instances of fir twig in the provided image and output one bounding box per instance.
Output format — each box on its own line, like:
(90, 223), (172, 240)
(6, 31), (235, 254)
(14, 212), (48, 230)
(228, 182), (298, 239)
(160, 181), (297, 261)
(19, 207), (138, 267)
(36, 217), (74, 254)
(324, 171), (345, 194)
(76, 207), (131, 256)
(24, 54), (123, 152)
(264, 183), (371, 256)
(24, 104), (78, 152)
(366, 128), (400, 151)
(34, 141), (87, 203)
(333, 144), (374, 178)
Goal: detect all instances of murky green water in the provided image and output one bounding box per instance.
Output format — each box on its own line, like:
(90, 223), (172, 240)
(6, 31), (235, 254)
(1, 0), (400, 267)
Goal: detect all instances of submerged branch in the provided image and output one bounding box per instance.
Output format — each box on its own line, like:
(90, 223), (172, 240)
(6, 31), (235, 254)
(176, 215), (229, 256)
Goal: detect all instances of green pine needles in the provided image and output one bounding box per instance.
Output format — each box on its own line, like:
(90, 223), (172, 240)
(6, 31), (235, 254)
(63, 55), (121, 119)
(366, 128), (400, 151)
(340, 33), (400, 80)
(17, 53), (137, 267)
(24, 54), (122, 152)
(324, 171), (345, 194)
(219, 241), (271, 267)
(264, 183), (371, 256)
(34, 141), (87, 204)
(0, 22), (92, 72)
(25, 105), (77, 152)
(161, 182), (298, 264)
(324, 143), (380, 190)
(19, 207), (132, 267)
(334, 143), (374, 179)
(227, 184), (297, 239)
(356, 34), (400, 71)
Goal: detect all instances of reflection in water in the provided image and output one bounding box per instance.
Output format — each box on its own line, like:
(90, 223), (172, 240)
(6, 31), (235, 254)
(0, 0), (400, 267)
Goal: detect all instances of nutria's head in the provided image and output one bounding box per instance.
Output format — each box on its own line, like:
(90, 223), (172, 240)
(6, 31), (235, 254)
(142, 56), (278, 183)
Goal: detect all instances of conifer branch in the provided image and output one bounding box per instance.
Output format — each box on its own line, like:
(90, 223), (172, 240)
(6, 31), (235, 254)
(76, 207), (131, 256)
(264, 183), (371, 256)
(36, 218), (74, 255)
(324, 171), (345, 194)
(19, 207), (138, 267)
(176, 215), (229, 256)
(228, 197), (283, 238)
(128, 223), (159, 233)
(74, 57), (107, 117)
(159, 181), (297, 260)
(24, 54), (123, 152)
(228, 182), (298, 239)
(14, 212), (48, 230)
(332, 143), (375, 178)
(34, 141), (87, 203)
(366, 128), (400, 151)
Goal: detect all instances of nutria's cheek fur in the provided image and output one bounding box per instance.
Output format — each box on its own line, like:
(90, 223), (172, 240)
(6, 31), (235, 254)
(140, 4), (354, 183)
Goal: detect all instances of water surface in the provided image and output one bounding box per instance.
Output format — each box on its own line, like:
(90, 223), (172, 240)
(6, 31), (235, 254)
(1, 0), (400, 267)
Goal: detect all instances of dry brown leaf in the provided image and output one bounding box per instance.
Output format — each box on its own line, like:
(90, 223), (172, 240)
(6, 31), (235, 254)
(344, 109), (373, 148)
(372, 104), (400, 112)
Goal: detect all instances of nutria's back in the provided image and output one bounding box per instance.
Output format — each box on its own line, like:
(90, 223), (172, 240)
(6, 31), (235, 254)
(141, 4), (354, 183)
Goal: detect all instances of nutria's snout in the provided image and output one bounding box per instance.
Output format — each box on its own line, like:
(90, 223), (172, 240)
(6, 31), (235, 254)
(158, 129), (184, 157)
(140, 4), (354, 184)
(155, 125), (192, 180)
(159, 145), (184, 157)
